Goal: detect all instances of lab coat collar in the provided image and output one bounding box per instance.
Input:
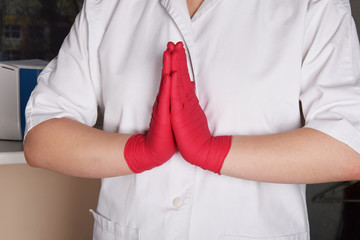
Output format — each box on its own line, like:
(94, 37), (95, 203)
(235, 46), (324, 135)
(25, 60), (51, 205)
(159, 0), (224, 84)
(191, 0), (223, 22)
(160, 0), (198, 83)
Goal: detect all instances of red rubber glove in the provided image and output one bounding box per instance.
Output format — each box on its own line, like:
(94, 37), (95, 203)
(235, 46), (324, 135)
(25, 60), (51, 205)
(124, 42), (176, 173)
(170, 42), (232, 174)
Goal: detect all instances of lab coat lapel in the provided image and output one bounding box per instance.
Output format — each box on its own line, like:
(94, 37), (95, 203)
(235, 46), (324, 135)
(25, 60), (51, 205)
(160, 0), (198, 83)
(191, 0), (223, 22)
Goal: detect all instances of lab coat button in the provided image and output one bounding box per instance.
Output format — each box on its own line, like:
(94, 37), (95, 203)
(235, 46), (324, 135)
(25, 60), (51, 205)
(172, 197), (183, 208)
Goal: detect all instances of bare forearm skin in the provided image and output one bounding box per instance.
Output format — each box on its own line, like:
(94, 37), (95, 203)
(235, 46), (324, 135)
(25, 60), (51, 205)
(221, 128), (360, 184)
(24, 118), (133, 178)
(24, 118), (360, 183)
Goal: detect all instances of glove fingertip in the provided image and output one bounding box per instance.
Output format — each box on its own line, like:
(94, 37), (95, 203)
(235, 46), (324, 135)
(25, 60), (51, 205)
(175, 42), (184, 49)
(167, 42), (175, 52)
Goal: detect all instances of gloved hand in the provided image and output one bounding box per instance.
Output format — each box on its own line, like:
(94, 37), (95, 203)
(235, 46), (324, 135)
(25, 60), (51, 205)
(170, 42), (232, 174)
(124, 42), (177, 173)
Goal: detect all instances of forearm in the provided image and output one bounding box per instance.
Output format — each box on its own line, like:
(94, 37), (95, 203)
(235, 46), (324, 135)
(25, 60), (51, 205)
(24, 117), (133, 178)
(221, 128), (360, 184)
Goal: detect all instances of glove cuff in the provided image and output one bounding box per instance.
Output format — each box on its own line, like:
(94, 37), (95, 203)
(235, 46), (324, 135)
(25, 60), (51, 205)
(206, 135), (233, 174)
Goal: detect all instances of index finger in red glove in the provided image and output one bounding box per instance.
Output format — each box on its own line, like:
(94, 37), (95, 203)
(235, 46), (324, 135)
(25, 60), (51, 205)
(170, 42), (232, 174)
(124, 43), (177, 173)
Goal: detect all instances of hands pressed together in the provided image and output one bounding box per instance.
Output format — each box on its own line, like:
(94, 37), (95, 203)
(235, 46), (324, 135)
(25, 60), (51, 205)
(124, 42), (232, 174)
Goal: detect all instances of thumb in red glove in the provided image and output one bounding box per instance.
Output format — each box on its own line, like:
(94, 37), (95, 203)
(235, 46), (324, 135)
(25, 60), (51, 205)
(170, 42), (232, 174)
(124, 42), (177, 173)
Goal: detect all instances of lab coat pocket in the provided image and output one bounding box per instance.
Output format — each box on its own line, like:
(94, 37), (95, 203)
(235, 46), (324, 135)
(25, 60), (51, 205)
(219, 232), (308, 240)
(90, 210), (139, 240)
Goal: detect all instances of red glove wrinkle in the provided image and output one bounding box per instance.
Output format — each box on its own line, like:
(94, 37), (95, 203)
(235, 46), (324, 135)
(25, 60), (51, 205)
(124, 42), (176, 173)
(170, 42), (232, 174)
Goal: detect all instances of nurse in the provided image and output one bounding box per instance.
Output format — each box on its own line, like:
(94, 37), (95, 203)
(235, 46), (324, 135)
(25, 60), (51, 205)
(24, 0), (360, 239)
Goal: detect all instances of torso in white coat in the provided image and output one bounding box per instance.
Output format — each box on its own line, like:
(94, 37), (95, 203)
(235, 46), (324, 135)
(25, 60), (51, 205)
(26, 0), (360, 239)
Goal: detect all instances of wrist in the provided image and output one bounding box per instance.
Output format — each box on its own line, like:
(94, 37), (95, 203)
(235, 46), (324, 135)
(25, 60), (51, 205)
(202, 135), (233, 174)
(124, 134), (149, 173)
(179, 135), (233, 174)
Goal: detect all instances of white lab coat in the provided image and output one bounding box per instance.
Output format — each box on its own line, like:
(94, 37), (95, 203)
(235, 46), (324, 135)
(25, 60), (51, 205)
(25, 0), (360, 239)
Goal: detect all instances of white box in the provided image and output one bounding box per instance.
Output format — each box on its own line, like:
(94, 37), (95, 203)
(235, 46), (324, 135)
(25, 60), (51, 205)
(0, 59), (48, 140)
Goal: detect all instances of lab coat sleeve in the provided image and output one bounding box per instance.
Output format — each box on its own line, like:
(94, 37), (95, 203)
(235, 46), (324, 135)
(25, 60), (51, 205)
(24, 0), (100, 138)
(300, 0), (360, 153)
